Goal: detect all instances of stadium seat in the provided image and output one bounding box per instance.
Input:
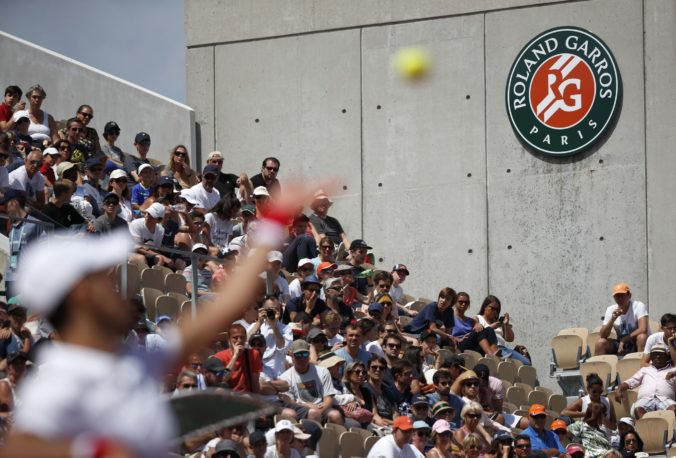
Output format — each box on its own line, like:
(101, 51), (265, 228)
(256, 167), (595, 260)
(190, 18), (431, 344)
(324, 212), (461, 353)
(586, 355), (618, 386)
(364, 436), (379, 455)
(558, 327), (590, 357)
(517, 365), (537, 387)
(617, 357), (641, 383)
(643, 410), (675, 442)
(623, 352), (643, 359)
(587, 332), (601, 357)
(534, 386), (553, 397)
(579, 361), (613, 391)
(349, 427), (373, 442)
(409, 301), (428, 312)
(551, 335), (583, 370)
(124, 262), (141, 297)
(477, 357), (498, 376)
(140, 268), (165, 291)
(152, 264), (173, 279)
(502, 401), (517, 413)
(515, 382), (534, 393)
(324, 423), (347, 435)
(165, 273), (187, 294)
(459, 352), (479, 370)
(668, 445), (676, 458)
(635, 417), (669, 454)
(318, 427), (339, 458)
(548, 394), (567, 413)
(156, 295), (179, 319)
(501, 380), (513, 389)
(417, 297), (433, 304)
(181, 300), (193, 316)
(402, 293), (415, 303)
(168, 292), (190, 304)
(498, 361), (518, 383)
(339, 431), (363, 458)
(141, 287), (163, 322)
(506, 386), (528, 407)
(528, 390), (548, 406)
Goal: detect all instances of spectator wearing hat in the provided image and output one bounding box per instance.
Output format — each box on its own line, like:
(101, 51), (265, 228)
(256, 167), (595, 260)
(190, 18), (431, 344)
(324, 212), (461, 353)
(309, 189), (349, 248)
(412, 420), (432, 454)
(596, 283), (650, 355)
(453, 371), (509, 434)
(641, 313), (676, 367)
(100, 121), (123, 164)
(82, 156), (107, 216)
(124, 132), (154, 182)
(428, 419), (454, 458)
(389, 263), (410, 306)
(283, 214), (319, 274)
(410, 394), (433, 425)
(265, 420), (302, 458)
(0, 351), (28, 414)
(190, 164), (221, 213)
(183, 244), (214, 296)
(427, 369), (464, 427)
(128, 202), (173, 268)
(490, 431), (516, 458)
(367, 416), (423, 458)
(316, 261), (336, 283)
(139, 175), (175, 212)
(0, 85), (24, 130)
(41, 179), (89, 229)
(202, 356), (228, 388)
(160, 144), (198, 189)
(335, 324), (371, 369)
(212, 438), (241, 458)
(562, 373), (616, 431)
(283, 280), (326, 324)
(247, 295), (292, 379)
(131, 163), (155, 210)
(522, 403), (565, 456)
(567, 401), (611, 458)
(317, 350), (347, 393)
(8, 148), (46, 207)
(332, 264), (363, 307)
(616, 341), (676, 418)
(250, 157), (281, 198)
(403, 287), (456, 344)
(205, 151), (252, 201)
(289, 258), (317, 300)
(244, 430), (267, 458)
(551, 419), (569, 447)
(4, 190), (45, 297)
(39, 147), (59, 185)
(232, 204), (256, 238)
(106, 169), (133, 222)
(279, 339), (342, 423)
(307, 327), (331, 362)
(214, 323), (262, 393)
(10, 111), (33, 155)
(348, 239), (372, 295)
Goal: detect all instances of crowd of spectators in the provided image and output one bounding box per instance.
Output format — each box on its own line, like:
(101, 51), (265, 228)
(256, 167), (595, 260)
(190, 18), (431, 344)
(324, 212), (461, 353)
(0, 84), (673, 458)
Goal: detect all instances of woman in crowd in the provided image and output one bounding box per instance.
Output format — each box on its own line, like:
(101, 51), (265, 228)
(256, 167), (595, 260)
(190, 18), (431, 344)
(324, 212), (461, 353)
(486, 432), (514, 458)
(452, 292), (500, 356)
(404, 345), (426, 393)
(141, 176), (176, 211)
(567, 402), (611, 458)
(562, 373), (616, 431)
(341, 361), (375, 429)
(161, 144), (199, 189)
(454, 401), (493, 452)
(24, 84), (59, 145)
(364, 355), (395, 427)
(205, 194), (240, 252)
(462, 433), (486, 458)
(427, 419), (454, 458)
(475, 295), (530, 365)
(107, 169), (133, 222)
(101, 121), (123, 164)
(58, 104), (100, 153)
(619, 430), (643, 458)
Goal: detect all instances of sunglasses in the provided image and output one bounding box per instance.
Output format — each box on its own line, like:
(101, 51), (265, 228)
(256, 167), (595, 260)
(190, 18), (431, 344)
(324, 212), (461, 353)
(625, 439), (638, 444)
(265, 166), (279, 172)
(69, 127), (83, 133)
(174, 152), (187, 157)
(386, 343), (401, 349)
(29, 160), (43, 166)
(78, 111), (93, 119)
(465, 381), (480, 387)
(103, 201), (118, 207)
(181, 383), (197, 389)
(112, 178), (128, 184)
(210, 159), (224, 164)
(514, 444), (531, 449)
(320, 245), (333, 250)
(294, 351), (310, 359)
(370, 365), (386, 371)
(59, 145), (70, 150)
(416, 431), (430, 437)
(466, 413), (481, 419)
(457, 300), (469, 304)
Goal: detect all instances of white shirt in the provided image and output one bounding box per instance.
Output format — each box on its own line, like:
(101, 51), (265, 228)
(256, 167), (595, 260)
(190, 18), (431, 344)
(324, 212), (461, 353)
(128, 218), (164, 248)
(602, 300), (650, 338)
(189, 183), (220, 212)
(9, 165), (45, 198)
(365, 340), (385, 358)
(328, 333), (345, 347)
(258, 321), (293, 378)
(264, 445), (302, 458)
(390, 284), (405, 305)
(644, 332), (667, 354)
(279, 364), (337, 404)
(288, 278), (302, 300)
(15, 340), (179, 457)
(367, 434), (425, 458)
(205, 212), (233, 249)
(476, 314), (507, 347)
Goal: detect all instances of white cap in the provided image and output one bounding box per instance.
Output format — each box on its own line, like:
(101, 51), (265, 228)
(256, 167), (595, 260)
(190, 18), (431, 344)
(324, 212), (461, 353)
(192, 243), (208, 253)
(11, 110), (29, 123)
(275, 419), (294, 433)
(253, 186), (270, 198)
(16, 231), (133, 315)
(109, 169), (128, 180)
(42, 147), (59, 157)
(293, 427), (311, 440)
(298, 258), (314, 269)
(137, 163), (152, 174)
(146, 202), (165, 219)
(268, 251), (283, 263)
(207, 151), (223, 160)
(179, 189), (200, 206)
(228, 238), (244, 252)
(619, 417), (635, 427)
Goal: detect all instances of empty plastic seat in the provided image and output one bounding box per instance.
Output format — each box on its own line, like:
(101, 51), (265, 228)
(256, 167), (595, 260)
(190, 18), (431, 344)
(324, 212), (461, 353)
(528, 390), (548, 406)
(551, 335), (583, 370)
(518, 365), (537, 387)
(165, 273), (187, 294)
(152, 264), (173, 278)
(534, 386), (553, 397)
(579, 361), (613, 391)
(586, 355), (618, 386)
(477, 357), (498, 376)
(635, 417), (669, 454)
(506, 386), (528, 407)
(141, 287), (162, 322)
(339, 431), (363, 458)
(156, 295), (179, 319)
(498, 361), (518, 383)
(140, 268), (165, 290)
(364, 436), (379, 455)
(617, 357), (641, 383)
(318, 427), (339, 458)
(548, 393), (567, 413)
(558, 327), (590, 356)
(643, 410), (675, 442)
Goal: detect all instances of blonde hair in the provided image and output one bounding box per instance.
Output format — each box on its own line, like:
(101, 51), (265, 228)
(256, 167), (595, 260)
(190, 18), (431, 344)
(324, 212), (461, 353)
(461, 401), (483, 418)
(463, 433), (483, 450)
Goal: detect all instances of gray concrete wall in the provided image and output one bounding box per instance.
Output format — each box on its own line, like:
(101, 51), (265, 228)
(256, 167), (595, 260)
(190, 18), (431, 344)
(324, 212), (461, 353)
(0, 31), (195, 167)
(186, 0), (672, 385)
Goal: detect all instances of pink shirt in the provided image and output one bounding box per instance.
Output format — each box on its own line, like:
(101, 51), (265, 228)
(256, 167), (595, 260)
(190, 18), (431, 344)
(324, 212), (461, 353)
(625, 363), (676, 401)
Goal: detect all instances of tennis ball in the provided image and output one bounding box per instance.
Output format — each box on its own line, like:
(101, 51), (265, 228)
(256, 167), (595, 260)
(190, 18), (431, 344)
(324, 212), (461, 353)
(394, 47), (431, 80)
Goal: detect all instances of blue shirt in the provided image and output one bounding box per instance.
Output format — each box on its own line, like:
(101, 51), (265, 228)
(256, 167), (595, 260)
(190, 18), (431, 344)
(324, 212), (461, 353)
(522, 425), (565, 454)
(335, 347), (371, 372)
(131, 183), (153, 206)
(403, 302), (454, 335)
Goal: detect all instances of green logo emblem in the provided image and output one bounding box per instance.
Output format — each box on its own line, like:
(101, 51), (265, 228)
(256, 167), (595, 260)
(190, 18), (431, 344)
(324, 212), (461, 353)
(506, 26), (622, 156)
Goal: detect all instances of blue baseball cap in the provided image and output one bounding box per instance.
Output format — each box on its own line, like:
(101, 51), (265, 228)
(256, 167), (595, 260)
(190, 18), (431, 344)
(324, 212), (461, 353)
(368, 302), (384, 313)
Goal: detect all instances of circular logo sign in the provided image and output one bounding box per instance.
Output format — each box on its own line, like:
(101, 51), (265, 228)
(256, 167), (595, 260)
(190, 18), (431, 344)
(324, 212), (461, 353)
(506, 27), (622, 156)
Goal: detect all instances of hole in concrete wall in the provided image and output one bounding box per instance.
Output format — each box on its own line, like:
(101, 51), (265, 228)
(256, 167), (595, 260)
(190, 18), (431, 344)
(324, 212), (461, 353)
(343, 185), (348, 190)
(506, 169), (511, 173)
(342, 109), (347, 113)
(254, 118), (260, 123)
(468, 249), (473, 254)
(507, 245), (512, 250)
(466, 94), (471, 100)
(599, 236), (604, 241)
(598, 159), (604, 164)
(378, 257), (384, 263)
(467, 173), (472, 178)
(378, 182), (382, 187)
(376, 105), (382, 110)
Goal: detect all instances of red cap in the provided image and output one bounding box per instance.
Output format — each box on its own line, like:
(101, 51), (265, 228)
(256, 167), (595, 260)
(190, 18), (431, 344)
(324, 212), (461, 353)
(528, 404), (546, 416)
(317, 262), (338, 275)
(393, 416), (414, 431)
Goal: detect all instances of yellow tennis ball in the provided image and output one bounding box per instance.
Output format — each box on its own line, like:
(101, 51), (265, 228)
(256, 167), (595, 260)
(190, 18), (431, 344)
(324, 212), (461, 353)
(394, 47), (431, 80)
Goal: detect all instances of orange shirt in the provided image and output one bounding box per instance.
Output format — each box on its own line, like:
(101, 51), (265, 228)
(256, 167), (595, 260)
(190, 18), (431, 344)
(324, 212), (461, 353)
(214, 348), (262, 392)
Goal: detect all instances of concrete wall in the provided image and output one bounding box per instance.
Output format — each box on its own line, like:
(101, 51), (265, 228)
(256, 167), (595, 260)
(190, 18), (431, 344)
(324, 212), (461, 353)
(0, 31), (195, 167)
(186, 0), (673, 385)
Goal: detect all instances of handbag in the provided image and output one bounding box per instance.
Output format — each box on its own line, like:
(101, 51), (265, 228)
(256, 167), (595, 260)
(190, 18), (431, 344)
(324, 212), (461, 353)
(343, 401), (374, 424)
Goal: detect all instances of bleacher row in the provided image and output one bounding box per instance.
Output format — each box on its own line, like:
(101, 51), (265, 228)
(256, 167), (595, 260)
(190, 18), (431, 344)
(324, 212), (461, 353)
(123, 262), (191, 321)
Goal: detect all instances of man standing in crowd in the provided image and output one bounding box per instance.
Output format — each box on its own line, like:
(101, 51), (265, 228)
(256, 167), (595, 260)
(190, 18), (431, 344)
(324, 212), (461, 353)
(250, 157), (281, 197)
(596, 283), (650, 355)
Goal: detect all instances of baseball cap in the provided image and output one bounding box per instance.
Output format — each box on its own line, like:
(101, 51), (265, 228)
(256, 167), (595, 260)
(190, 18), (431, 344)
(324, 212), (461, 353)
(368, 303), (384, 314)
(293, 426), (311, 440)
(249, 333), (266, 345)
(350, 239), (372, 250)
(551, 419), (567, 431)
(392, 263), (410, 275)
(298, 258), (314, 269)
(157, 176), (174, 187)
(179, 189), (200, 206)
(566, 444), (584, 455)
(412, 394), (430, 406)
(56, 161), (76, 179)
(528, 404), (546, 416)
(393, 416), (413, 431)
(203, 356), (226, 373)
(109, 169), (128, 180)
(0, 189), (26, 205)
(103, 192), (120, 204)
(267, 251), (283, 263)
(156, 315), (172, 324)
(493, 431), (513, 442)
(248, 431), (266, 446)
(317, 351), (345, 369)
(192, 243), (208, 254)
(214, 439), (239, 456)
(146, 202), (165, 219)
(612, 283), (631, 295)
(413, 420), (431, 430)
(302, 279), (321, 289)
(289, 339), (310, 354)
(619, 417), (635, 427)
(207, 151), (223, 161)
(432, 401), (453, 416)
(253, 186), (270, 198)
(203, 164), (219, 176)
(275, 419), (295, 433)
(103, 121), (120, 135)
(12, 110), (29, 123)
(137, 163), (152, 174)
(42, 147), (59, 157)
(16, 231), (133, 315)
(240, 204), (256, 215)
(307, 328), (326, 341)
(432, 419), (451, 434)
(317, 262), (337, 275)
(134, 132), (151, 144)
(650, 342), (669, 354)
(85, 157), (102, 170)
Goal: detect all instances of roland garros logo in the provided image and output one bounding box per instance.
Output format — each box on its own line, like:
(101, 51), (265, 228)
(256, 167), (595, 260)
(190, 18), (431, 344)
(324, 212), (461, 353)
(506, 27), (622, 156)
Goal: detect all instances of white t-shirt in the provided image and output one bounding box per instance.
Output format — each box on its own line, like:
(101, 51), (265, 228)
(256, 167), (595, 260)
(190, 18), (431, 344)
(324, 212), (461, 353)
(288, 278), (302, 300)
(367, 434), (425, 458)
(365, 340), (385, 358)
(328, 334), (345, 347)
(205, 212), (233, 249)
(189, 183), (220, 212)
(14, 340), (179, 458)
(128, 218), (164, 247)
(279, 364), (337, 405)
(264, 445), (302, 458)
(476, 314), (507, 347)
(644, 332), (667, 354)
(390, 284), (405, 305)
(9, 165), (45, 199)
(258, 321), (293, 379)
(602, 300), (650, 338)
